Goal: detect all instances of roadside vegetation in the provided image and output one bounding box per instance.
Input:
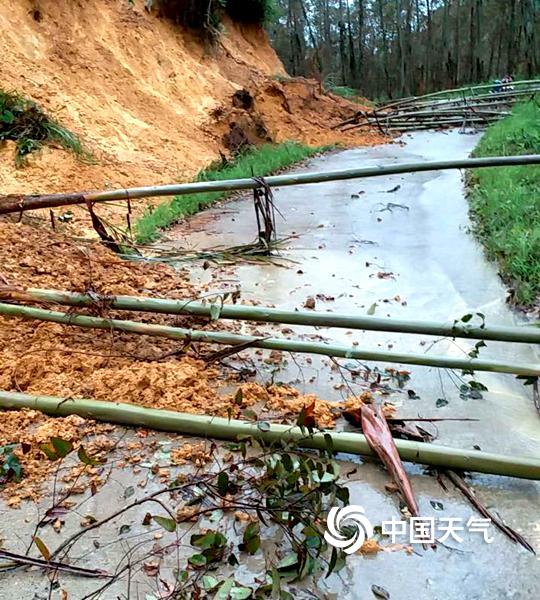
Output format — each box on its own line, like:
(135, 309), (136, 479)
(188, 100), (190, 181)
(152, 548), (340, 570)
(135, 142), (324, 243)
(0, 90), (87, 166)
(469, 100), (540, 305)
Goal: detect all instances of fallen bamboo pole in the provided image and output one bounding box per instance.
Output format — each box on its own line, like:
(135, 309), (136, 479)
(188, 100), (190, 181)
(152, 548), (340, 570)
(368, 106), (510, 119)
(383, 119), (500, 129)
(2, 155), (540, 215)
(361, 89), (540, 130)
(8, 288), (540, 345)
(385, 123), (493, 132)
(370, 117), (501, 126)
(343, 108), (512, 131)
(1, 302), (539, 375)
(377, 80), (540, 111)
(386, 108), (510, 118)
(0, 391), (538, 479)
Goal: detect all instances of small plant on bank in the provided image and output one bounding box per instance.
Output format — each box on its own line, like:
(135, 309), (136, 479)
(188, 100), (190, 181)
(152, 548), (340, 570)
(143, 0), (223, 35)
(0, 90), (88, 167)
(140, 0), (276, 34)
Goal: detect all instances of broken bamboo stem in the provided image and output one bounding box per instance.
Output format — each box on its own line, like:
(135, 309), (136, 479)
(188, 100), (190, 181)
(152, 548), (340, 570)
(2, 155), (540, 215)
(7, 288), (540, 344)
(0, 302), (538, 375)
(0, 391), (539, 479)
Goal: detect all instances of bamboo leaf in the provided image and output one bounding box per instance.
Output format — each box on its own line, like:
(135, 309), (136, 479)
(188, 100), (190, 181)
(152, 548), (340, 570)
(230, 587), (252, 600)
(215, 578), (234, 600)
(188, 553), (206, 568)
(202, 575), (219, 591)
(33, 536), (51, 561)
(78, 446), (104, 465)
(209, 302), (222, 321)
(51, 437), (73, 458)
(153, 515), (176, 532)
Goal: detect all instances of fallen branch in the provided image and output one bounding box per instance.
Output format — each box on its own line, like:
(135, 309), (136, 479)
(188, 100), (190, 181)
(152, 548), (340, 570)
(444, 470), (535, 554)
(0, 549), (109, 578)
(203, 336), (270, 364)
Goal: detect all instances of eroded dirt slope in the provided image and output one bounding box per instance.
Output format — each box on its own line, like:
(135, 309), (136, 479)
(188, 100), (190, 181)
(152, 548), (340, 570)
(0, 0), (382, 197)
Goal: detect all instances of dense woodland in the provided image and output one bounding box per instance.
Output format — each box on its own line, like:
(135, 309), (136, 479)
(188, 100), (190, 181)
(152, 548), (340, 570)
(269, 0), (540, 99)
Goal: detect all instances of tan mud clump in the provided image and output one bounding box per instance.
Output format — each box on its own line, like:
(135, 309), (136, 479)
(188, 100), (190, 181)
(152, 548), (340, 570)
(0, 222), (194, 296)
(0, 409), (115, 506)
(171, 442), (213, 467)
(237, 383), (374, 428)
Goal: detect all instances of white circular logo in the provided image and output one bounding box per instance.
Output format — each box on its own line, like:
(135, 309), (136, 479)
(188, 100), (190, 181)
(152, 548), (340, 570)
(324, 505), (374, 554)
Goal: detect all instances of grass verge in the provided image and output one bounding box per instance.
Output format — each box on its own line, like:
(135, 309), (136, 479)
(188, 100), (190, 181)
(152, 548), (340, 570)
(469, 100), (540, 305)
(0, 89), (88, 166)
(135, 142), (327, 244)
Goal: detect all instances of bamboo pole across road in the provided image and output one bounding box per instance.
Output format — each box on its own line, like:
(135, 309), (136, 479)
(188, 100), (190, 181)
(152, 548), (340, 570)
(1, 155), (540, 215)
(0, 302), (539, 375)
(0, 391), (539, 479)
(376, 79), (540, 111)
(6, 288), (540, 345)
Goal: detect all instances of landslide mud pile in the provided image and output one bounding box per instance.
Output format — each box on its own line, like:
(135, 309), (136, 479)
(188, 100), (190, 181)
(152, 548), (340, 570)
(0, 220), (378, 501)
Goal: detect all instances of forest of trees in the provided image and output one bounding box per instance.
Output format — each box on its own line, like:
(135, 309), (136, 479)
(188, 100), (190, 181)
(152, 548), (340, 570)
(269, 0), (540, 100)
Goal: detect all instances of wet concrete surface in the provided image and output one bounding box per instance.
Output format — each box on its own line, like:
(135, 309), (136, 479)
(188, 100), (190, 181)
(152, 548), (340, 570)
(1, 131), (538, 599)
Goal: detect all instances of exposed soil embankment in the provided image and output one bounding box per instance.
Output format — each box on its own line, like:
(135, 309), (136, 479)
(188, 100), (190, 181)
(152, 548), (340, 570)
(0, 0), (383, 199)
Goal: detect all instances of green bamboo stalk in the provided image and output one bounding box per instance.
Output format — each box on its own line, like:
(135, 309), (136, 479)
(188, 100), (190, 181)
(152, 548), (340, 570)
(2, 155), (540, 215)
(11, 288), (540, 344)
(377, 80), (540, 111)
(1, 302), (538, 375)
(384, 108), (509, 119)
(0, 391), (538, 479)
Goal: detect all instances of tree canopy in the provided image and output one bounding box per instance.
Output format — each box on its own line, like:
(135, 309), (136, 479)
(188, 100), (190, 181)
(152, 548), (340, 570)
(269, 0), (540, 99)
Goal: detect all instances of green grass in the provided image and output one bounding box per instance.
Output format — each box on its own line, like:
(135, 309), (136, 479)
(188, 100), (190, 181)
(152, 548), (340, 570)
(0, 89), (88, 166)
(135, 142), (326, 244)
(327, 86), (358, 99)
(469, 99), (540, 305)
(326, 85), (373, 107)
